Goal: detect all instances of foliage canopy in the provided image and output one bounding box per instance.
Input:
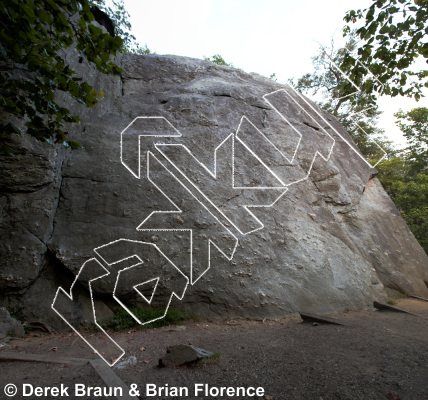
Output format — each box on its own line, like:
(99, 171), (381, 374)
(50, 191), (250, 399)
(292, 36), (394, 165)
(394, 107), (428, 175)
(293, 33), (428, 253)
(375, 107), (428, 253)
(0, 0), (146, 154)
(342, 0), (428, 101)
(93, 0), (152, 55)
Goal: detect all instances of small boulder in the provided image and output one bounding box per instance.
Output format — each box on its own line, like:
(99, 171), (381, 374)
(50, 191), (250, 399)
(0, 307), (25, 338)
(159, 344), (213, 367)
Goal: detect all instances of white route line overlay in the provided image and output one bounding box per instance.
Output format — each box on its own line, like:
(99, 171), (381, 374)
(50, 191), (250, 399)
(94, 239), (189, 326)
(51, 258), (125, 367)
(53, 82), (384, 367)
(137, 151), (239, 285)
(121, 86), (377, 277)
(318, 51), (387, 167)
(319, 45), (385, 103)
(144, 87), (339, 236)
(156, 133), (288, 236)
(347, 107), (387, 167)
(270, 87), (375, 169)
(52, 240), (189, 367)
(120, 116), (182, 180)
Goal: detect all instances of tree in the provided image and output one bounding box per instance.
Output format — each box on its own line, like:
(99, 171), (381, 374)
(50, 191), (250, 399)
(93, 0), (152, 55)
(376, 107), (428, 254)
(376, 156), (408, 188)
(342, 0), (428, 101)
(292, 33), (428, 253)
(0, 0), (145, 155)
(381, 174), (428, 252)
(395, 107), (428, 175)
(292, 36), (395, 164)
(338, 1), (428, 253)
(204, 54), (233, 66)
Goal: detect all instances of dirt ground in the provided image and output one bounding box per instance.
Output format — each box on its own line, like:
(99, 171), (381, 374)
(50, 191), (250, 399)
(1, 298), (427, 400)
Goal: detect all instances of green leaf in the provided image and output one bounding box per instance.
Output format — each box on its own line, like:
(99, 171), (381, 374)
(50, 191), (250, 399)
(0, 0), (144, 154)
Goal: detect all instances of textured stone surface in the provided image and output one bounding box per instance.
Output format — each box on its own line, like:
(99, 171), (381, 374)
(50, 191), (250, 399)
(0, 307), (24, 338)
(159, 344), (214, 367)
(1, 52), (427, 328)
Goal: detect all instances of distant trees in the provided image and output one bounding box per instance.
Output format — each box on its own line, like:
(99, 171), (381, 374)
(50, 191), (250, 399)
(377, 108), (428, 253)
(381, 172), (428, 252)
(395, 107), (428, 176)
(93, 0), (152, 55)
(292, 36), (427, 253)
(291, 35), (395, 165)
(204, 54), (233, 66)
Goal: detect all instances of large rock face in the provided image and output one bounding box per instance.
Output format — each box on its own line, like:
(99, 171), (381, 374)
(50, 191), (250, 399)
(1, 52), (427, 328)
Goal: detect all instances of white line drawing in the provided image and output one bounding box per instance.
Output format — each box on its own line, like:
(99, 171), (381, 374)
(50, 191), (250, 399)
(156, 133), (288, 235)
(52, 240), (189, 366)
(54, 55), (387, 365)
(51, 258), (125, 367)
(346, 107), (387, 167)
(135, 277), (159, 304)
(265, 87), (375, 169)
(137, 152), (239, 285)
(152, 89), (340, 235)
(318, 50), (387, 167)
(94, 239), (189, 325)
(121, 116), (182, 179)
(320, 49), (385, 103)
(235, 116), (298, 184)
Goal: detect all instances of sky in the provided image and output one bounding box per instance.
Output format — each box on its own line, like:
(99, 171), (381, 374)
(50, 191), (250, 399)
(120, 0), (427, 149)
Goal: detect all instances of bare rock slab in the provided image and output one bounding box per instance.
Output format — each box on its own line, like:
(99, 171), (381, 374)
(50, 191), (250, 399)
(1, 52), (428, 326)
(159, 344), (213, 367)
(0, 307), (24, 338)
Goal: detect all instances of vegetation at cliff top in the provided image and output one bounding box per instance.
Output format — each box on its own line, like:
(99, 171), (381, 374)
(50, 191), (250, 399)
(293, 0), (428, 253)
(0, 0), (146, 154)
(1, 0), (426, 252)
(341, 0), (428, 254)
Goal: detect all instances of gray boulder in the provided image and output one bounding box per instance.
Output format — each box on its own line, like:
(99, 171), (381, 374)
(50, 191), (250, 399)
(0, 307), (24, 338)
(159, 344), (214, 367)
(0, 51), (427, 329)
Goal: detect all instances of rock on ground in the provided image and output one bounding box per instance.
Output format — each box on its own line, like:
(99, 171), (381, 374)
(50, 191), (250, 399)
(159, 344), (214, 367)
(0, 307), (24, 338)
